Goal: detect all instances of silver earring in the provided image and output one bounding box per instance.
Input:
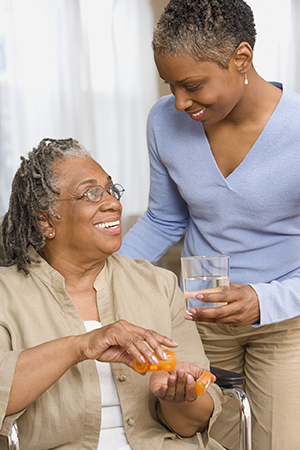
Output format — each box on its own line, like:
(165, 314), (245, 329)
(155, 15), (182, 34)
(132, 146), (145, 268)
(245, 73), (249, 85)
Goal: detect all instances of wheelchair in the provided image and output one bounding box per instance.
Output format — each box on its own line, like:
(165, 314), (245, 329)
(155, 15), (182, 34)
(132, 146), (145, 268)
(4, 421), (19, 450)
(4, 367), (251, 450)
(210, 366), (252, 450)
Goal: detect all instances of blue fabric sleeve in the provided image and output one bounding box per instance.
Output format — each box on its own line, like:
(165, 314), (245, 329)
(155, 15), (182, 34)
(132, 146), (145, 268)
(120, 102), (189, 262)
(119, 210), (185, 262)
(250, 273), (300, 326)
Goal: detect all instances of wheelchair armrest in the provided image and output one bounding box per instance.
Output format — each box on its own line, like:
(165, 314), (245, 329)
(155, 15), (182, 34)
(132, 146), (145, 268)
(210, 368), (252, 450)
(210, 366), (245, 388)
(6, 420), (19, 450)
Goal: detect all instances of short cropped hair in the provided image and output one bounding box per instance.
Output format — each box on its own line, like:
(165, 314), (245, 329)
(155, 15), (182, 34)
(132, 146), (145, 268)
(152, 0), (256, 69)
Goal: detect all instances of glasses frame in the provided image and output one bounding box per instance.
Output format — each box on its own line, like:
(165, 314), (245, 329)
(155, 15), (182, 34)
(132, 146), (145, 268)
(57, 183), (125, 203)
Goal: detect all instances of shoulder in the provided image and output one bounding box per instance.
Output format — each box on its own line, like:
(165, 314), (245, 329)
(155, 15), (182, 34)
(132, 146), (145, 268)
(149, 94), (175, 115)
(0, 264), (31, 317)
(0, 264), (41, 309)
(109, 253), (176, 278)
(147, 96), (205, 155)
(266, 83), (300, 142)
(108, 254), (179, 288)
(279, 84), (300, 113)
(148, 94), (188, 131)
(0, 263), (26, 284)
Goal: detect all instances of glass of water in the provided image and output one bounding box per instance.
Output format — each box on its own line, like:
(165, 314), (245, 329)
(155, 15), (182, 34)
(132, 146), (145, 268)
(181, 255), (230, 311)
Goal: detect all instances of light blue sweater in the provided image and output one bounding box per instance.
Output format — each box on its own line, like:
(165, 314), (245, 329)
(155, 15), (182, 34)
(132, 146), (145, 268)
(120, 85), (300, 326)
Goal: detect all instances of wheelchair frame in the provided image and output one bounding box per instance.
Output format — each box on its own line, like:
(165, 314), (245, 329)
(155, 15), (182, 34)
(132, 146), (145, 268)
(5, 367), (251, 450)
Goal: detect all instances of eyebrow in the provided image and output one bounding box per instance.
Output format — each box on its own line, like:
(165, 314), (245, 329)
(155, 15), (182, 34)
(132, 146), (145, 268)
(77, 175), (112, 188)
(162, 75), (201, 85)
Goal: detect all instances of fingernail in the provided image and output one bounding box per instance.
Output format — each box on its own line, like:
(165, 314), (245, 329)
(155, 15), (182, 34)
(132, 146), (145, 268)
(152, 355), (159, 364)
(184, 314), (193, 321)
(162, 351), (168, 360)
(195, 294), (203, 300)
(189, 308), (197, 315)
(140, 355), (146, 363)
(177, 370), (185, 378)
(186, 374), (194, 384)
(172, 340), (178, 345)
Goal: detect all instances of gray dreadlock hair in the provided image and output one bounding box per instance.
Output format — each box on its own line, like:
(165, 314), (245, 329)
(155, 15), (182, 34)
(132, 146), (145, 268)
(0, 138), (90, 274)
(152, 0), (256, 69)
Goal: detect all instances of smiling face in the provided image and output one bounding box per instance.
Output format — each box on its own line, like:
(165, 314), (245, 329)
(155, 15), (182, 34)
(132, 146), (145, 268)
(45, 156), (123, 267)
(155, 51), (247, 126)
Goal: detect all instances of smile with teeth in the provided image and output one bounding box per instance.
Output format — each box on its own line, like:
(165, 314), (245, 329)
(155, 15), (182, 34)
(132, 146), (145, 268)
(95, 220), (120, 229)
(191, 108), (206, 117)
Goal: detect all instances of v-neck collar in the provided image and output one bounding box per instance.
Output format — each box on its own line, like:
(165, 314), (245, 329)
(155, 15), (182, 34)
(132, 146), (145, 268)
(202, 82), (284, 186)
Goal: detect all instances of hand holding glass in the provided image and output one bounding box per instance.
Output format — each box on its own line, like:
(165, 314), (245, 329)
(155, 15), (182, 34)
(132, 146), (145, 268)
(181, 255), (230, 311)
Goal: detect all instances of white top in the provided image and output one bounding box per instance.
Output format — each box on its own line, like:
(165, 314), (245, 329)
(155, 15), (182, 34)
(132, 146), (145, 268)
(84, 320), (132, 450)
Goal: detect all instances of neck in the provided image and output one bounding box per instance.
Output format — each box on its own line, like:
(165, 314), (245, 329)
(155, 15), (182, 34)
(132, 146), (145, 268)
(39, 247), (106, 322)
(223, 69), (282, 126)
(39, 247), (106, 288)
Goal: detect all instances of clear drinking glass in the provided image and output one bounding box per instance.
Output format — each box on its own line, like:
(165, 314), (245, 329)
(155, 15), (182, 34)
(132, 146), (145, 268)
(181, 255), (230, 311)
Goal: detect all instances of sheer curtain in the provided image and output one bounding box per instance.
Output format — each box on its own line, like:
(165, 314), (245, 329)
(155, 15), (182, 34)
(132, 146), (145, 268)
(0, 0), (158, 230)
(247, 0), (300, 93)
(0, 0), (299, 223)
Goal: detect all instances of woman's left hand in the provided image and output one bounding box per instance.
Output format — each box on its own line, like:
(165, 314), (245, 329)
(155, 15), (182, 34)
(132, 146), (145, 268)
(150, 362), (213, 403)
(185, 283), (260, 327)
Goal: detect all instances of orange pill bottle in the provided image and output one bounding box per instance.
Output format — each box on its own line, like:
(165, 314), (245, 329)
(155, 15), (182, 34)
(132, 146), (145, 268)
(133, 349), (177, 373)
(195, 370), (214, 396)
(133, 350), (214, 396)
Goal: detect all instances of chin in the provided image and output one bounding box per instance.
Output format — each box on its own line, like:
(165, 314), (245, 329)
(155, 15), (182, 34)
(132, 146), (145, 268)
(103, 240), (122, 257)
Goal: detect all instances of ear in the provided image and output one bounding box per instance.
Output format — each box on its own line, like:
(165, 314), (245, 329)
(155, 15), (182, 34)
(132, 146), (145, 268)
(37, 210), (56, 239)
(233, 42), (253, 74)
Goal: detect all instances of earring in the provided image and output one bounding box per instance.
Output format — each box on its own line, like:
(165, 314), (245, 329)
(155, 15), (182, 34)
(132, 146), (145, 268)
(49, 233), (53, 237)
(245, 73), (249, 85)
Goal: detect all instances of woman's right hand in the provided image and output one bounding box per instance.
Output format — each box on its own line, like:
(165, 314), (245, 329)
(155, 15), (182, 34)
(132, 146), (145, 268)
(6, 320), (177, 415)
(77, 319), (178, 369)
(6, 320), (177, 416)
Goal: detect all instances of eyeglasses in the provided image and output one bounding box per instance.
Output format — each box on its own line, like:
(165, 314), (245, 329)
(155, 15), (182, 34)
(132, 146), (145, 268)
(78, 183), (125, 203)
(58, 183), (125, 203)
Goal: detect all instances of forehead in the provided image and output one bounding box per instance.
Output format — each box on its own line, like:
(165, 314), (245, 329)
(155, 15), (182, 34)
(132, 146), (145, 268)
(54, 156), (109, 190)
(154, 52), (223, 83)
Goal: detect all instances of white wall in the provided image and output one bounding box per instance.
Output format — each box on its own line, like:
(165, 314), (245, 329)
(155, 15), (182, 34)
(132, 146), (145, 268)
(240, 0), (299, 93)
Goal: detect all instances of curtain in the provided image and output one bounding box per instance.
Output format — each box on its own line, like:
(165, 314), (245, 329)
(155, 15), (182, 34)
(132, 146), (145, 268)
(0, 0), (158, 231)
(247, 0), (300, 93)
(0, 0), (299, 224)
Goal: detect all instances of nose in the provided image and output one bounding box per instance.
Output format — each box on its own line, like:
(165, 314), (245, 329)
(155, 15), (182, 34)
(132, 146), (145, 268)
(173, 87), (193, 112)
(100, 191), (122, 212)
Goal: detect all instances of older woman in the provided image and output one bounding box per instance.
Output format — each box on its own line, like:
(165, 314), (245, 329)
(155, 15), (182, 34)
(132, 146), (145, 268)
(0, 138), (223, 450)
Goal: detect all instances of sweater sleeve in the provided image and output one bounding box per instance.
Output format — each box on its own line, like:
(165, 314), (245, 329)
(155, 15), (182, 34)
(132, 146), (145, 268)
(119, 101), (189, 262)
(250, 273), (300, 326)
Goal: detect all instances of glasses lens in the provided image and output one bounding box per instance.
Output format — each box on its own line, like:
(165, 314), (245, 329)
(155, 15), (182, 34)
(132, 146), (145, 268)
(87, 186), (104, 202)
(108, 184), (125, 200)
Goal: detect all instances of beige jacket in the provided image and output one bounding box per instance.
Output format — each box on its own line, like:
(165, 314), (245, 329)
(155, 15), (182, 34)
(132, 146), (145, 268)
(0, 248), (224, 449)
